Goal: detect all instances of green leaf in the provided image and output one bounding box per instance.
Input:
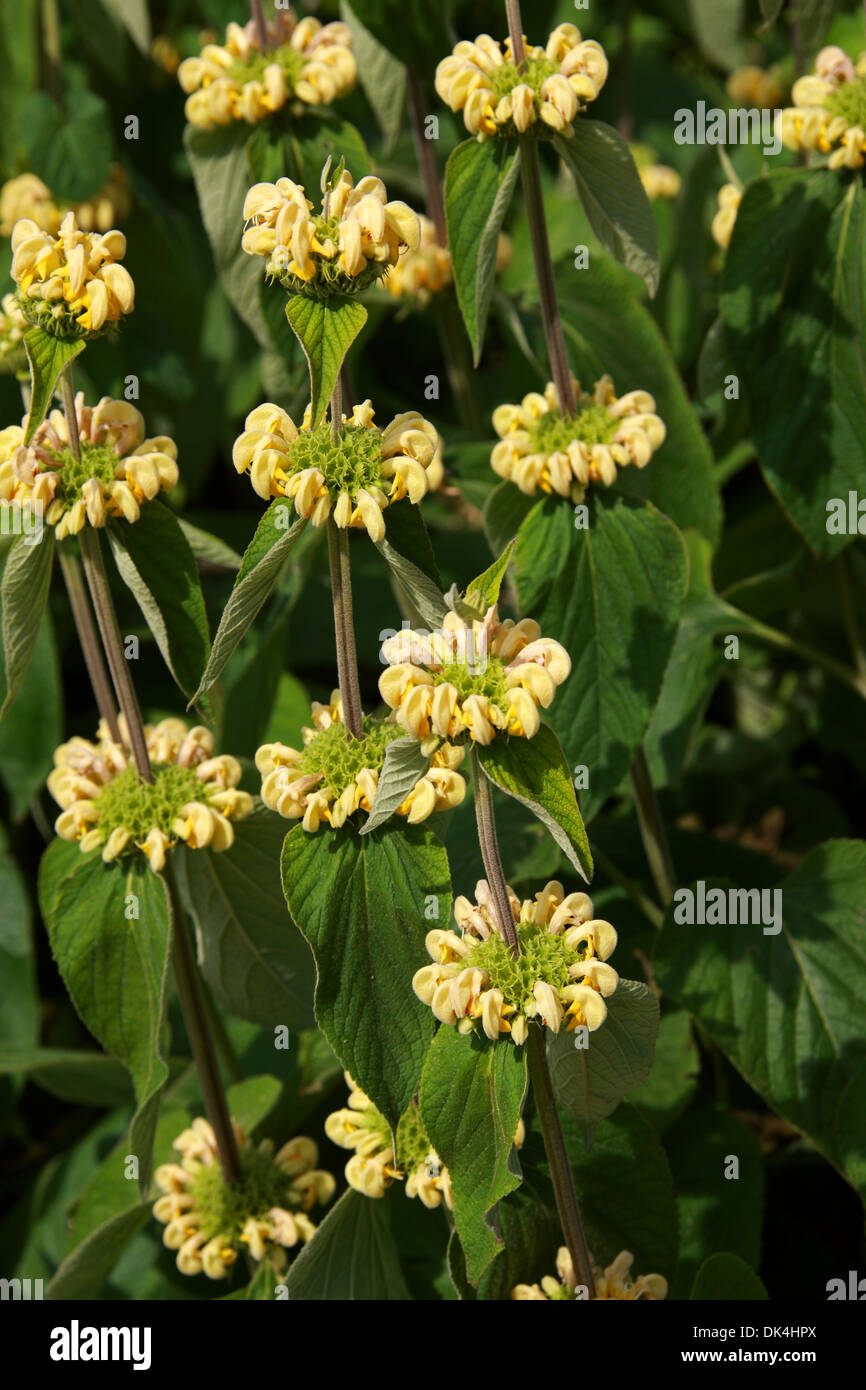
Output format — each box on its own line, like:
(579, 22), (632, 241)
(0, 826), (37, 1050)
(22, 329), (85, 444)
(174, 807), (315, 1031)
(193, 503), (308, 702)
(107, 502), (210, 705)
(0, 529), (55, 717)
(721, 170), (865, 558)
(421, 1027), (527, 1286)
(226, 1075), (282, 1134)
(555, 124), (659, 296)
(445, 138), (521, 363)
(0, 610), (62, 816)
(281, 822), (449, 1128)
(248, 116), (371, 200)
(484, 480), (536, 557)
(690, 1253), (768, 1300)
(653, 843), (866, 1202)
(285, 1189), (410, 1299)
(376, 495), (442, 588)
(513, 493), (688, 820)
(38, 841), (172, 1193)
(472, 1184), (562, 1302)
(46, 1204), (152, 1300)
(375, 534), (448, 628)
(340, 1), (405, 149)
(99, 0), (150, 51)
(477, 724), (593, 881)
(343, 0), (454, 70)
(20, 90), (112, 202)
(360, 736), (432, 835)
(547, 980), (660, 1138)
(177, 518), (242, 571)
(285, 296), (367, 430)
(461, 540), (514, 616)
(629, 1006), (699, 1134)
(0, 1048), (132, 1106)
(222, 1261), (279, 1300)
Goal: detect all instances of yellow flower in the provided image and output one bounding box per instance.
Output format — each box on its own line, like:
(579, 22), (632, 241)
(378, 214), (453, 304)
(0, 293), (28, 376)
(726, 63), (786, 109)
(153, 1117), (335, 1279)
(242, 166), (420, 297)
(778, 45), (866, 169)
(413, 878), (618, 1044)
(0, 166), (130, 238)
(179, 12), (355, 129)
(512, 1247), (668, 1300)
(491, 375), (665, 503)
(256, 691), (466, 833)
(232, 397), (438, 539)
(10, 210), (134, 338)
(711, 183), (742, 251)
(435, 24), (607, 142)
(47, 717), (254, 872)
(379, 606), (570, 744)
(0, 395), (178, 539)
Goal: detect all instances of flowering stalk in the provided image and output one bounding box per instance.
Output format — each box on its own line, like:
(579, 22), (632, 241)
(469, 747), (519, 956)
(519, 138), (576, 416)
(249, 0), (270, 53)
(57, 548), (121, 743)
(326, 518), (363, 741)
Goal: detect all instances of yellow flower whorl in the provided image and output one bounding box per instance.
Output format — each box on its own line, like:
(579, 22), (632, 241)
(778, 45), (866, 169)
(10, 209), (134, 337)
(511, 1247), (668, 1301)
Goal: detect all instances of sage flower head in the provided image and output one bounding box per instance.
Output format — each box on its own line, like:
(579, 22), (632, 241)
(153, 1117), (335, 1279)
(379, 606), (570, 744)
(511, 1247), (668, 1301)
(0, 395), (178, 539)
(413, 878), (618, 1044)
(492, 375), (665, 503)
(232, 398), (439, 540)
(10, 210), (134, 338)
(256, 692), (466, 833)
(178, 10), (355, 129)
(435, 24), (608, 141)
(779, 46), (866, 168)
(47, 717), (254, 873)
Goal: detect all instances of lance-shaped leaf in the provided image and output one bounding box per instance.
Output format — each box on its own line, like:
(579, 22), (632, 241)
(177, 518), (242, 571)
(286, 1189), (410, 1300)
(22, 329), (85, 443)
(420, 1027), (527, 1286)
(445, 138), (521, 362)
(360, 736), (431, 835)
(477, 724), (593, 881)
(375, 535), (448, 628)
(46, 1205), (152, 1301)
(555, 123), (659, 295)
(193, 503), (307, 702)
(108, 502), (210, 705)
(340, 1), (405, 149)
(281, 822), (449, 1128)
(1, 528), (55, 717)
(285, 296), (367, 429)
(38, 840), (172, 1194)
(455, 539), (515, 620)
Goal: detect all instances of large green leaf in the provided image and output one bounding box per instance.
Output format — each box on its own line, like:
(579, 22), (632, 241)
(38, 841), (172, 1193)
(477, 724), (592, 880)
(0, 611), (62, 817)
(193, 504), (307, 702)
(46, 1205), (152, 1300)
(445, 138), (521, 363)
(629, 1006), (699, 1134)
(344, 0), (454, 70)
(513, 492), (688, 820)
(20, 90), (112, 203)
(285, 1189), (410, 1300)
(0, 528), (55, 717)
(547, 980), (660, 1138)
(690, 1253), (768, 1300)
(556, 123), (659, 295)
(654, 842), (866, 1201)
(281, 822), (449, 1128)
(285, 296), (367, 430)
(421, 1027), (527, 1286)
(108, 502), (210, 705)
(0, 1048), (132, 1106)
(175, 807), (315, 1031)
(22, 329), (85, 443)
(721, 170), (865, 558)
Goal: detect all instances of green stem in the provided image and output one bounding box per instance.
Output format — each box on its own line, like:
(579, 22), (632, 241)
(201, 979), (246, 1086)
(504, 0), (526, 65)
(519, 138), (576, 416)
(526, 1025), (596, 1297)
(629, 747), (676, 907)
(165, 861), (242, 1185)
(469, 747), (519, 955)
(407, 72), (446, 244)
(58, 548), (121, 742)
(40, 0), (63, 108)
(326, 516), (363, 740)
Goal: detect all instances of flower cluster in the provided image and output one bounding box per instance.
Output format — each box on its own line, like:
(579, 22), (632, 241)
(178, 11), (355, 129)
(779, 45), (866, 169)
(241, 168), (419, 298)
(0, 293), (28, 376)
(232, 398), (439, 541)
(379, 607), (570, 745)
(491, 376), (666, 502)
(325, 1072), (524, 1208)
(10, 210), (134, 337)
(435, 24), (608, 140)
(378, 214), (453, 305)
(257, 691), (466, 833)
(726, 63), (786, 110)
(48, 717), (254, 872)
(711, 184), (742, 251)
(0, 396), (178, 540)
(512, 1247), (668, 1301)
(0, 167), (131, 238)
(153, 1117), (335, 1279)
(413, 879), (618, 1045)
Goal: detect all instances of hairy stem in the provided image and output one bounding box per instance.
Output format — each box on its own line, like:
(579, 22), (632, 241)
(504, 0), (526, 66)
(58, 548), (121, 741)
(630, 747), (676, 907)
(519, 139), (576, 415)
(327, 518), (363, 740)
(249, 0), (270, 50)
(407, 72), (446, 243)
(165, 861), (242, 1185)
(470, 747), (519, 955)
(527, 1025), (596, 1297)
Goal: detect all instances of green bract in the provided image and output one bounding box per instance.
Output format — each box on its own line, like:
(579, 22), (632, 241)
(95, 763), (203, 843)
